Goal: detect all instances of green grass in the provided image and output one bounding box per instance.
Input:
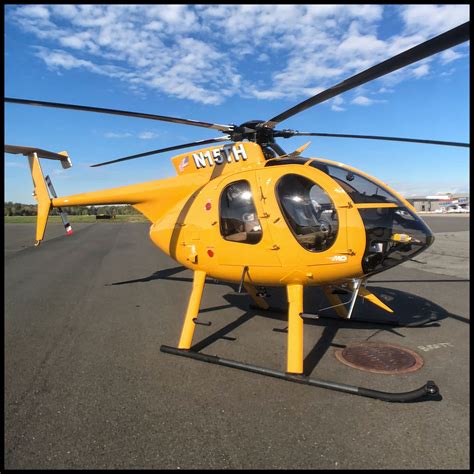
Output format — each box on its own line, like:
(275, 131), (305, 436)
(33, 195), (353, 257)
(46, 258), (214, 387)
(4, 214), (148, 224)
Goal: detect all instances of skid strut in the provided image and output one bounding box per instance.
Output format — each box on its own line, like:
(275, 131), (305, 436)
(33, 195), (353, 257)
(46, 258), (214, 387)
(171, 270), (439, 402)
(160, 346), (439, 403)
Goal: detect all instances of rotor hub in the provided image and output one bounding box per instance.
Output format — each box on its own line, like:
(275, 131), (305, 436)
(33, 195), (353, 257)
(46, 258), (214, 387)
(231, 120), (276, 145)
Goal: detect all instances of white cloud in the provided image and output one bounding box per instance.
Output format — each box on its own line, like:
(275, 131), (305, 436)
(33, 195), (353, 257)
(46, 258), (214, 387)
(51, 5), (78, 19)
(440, 68), (456, 77)
(439, 49), (463, 64)
(138, 131), (158, 140)
(330, 96), (346, 112)
(104, 132), (133, 139)
(34, 47), (131, 80)
(16, 5), (50, 19)
(401, 5), (470, 37)
(412, 64), (430, 78)
(6, 5), (470, 106)
(352, 96), (371, 106)
(351, 95), (386, 107)
(104, 131), (159, 140)
(35, 48), (96, 71)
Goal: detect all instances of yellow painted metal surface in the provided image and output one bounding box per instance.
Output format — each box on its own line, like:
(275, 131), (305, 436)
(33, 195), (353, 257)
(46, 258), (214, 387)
(33, 140), (425, 288)
(148, 156), (370, 286)
(20, 139), (436, 374)
(213, 171), (281, 268)
(287, 284), (304, 374)
(243, 282), (270, 310)
(354, 203), (398, 209)
(28, 153), (51, 244)
(171, 142), (266, 177)
(52, 172), (208, 224)
(359, 287), (394, 313)
(322, 287), (349, 319)
(178, 270), (207, 349)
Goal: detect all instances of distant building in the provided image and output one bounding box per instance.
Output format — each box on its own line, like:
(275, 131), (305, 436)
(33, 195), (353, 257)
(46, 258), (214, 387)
(405, 193), (469, 212)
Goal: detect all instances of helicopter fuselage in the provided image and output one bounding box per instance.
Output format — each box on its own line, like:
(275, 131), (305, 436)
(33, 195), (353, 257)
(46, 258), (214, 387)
(50, 141), (433, 288)
(145, 142), (434, 287)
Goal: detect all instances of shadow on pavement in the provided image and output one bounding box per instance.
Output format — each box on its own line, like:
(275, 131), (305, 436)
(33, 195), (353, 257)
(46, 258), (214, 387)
(168, 285), (457, 382)
(109, 266), (465, 379)
(108, 265), (238, 289)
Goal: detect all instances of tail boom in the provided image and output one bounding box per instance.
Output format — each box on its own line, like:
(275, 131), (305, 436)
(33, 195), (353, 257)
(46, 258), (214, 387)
(51, 172), (206, 224)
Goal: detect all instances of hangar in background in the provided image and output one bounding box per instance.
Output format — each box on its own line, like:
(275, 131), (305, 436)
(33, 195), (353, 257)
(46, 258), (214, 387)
(406, 193), (469, 212)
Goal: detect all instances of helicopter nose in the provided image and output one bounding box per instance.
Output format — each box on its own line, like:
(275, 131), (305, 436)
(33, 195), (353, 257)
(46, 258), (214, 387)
(359, 207), (435, 275)
(425, 232), (435, 247)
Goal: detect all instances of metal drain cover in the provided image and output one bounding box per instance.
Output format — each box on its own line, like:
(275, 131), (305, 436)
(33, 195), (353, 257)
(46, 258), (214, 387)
(335, 342), (424, 374)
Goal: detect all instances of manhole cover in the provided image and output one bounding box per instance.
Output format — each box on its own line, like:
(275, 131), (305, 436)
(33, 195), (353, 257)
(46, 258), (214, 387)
(335, 342), (424, 374)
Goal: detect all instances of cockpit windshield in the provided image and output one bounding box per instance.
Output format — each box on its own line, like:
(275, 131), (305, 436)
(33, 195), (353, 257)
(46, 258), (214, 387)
(311, 161), (402, 205)
(358, 206), (434, 275)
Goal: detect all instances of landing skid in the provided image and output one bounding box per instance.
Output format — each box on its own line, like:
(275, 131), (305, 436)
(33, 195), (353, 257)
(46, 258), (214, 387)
(170, 270), (440, 403)
(160, 345), (439, 403)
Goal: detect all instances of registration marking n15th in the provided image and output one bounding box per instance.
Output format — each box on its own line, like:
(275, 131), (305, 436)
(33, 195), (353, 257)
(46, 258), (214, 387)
(192, 144), (247, 168)
(418, 342), (453, 352)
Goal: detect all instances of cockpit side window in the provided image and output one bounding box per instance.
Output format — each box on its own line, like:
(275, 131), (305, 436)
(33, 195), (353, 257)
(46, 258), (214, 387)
(311, 161), (402, 205)
(276, 174), (339, 252)
(220, 180), (262, 244)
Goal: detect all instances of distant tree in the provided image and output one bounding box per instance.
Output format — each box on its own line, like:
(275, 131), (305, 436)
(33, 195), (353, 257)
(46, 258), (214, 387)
(5, 202), (142, 217)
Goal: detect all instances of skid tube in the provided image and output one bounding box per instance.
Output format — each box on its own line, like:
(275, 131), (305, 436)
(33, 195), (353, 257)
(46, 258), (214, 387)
(160, 345), (439, 403)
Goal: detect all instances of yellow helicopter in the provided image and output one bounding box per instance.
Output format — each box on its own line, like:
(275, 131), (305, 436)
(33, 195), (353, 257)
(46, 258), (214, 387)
(5, 21), (469, 402)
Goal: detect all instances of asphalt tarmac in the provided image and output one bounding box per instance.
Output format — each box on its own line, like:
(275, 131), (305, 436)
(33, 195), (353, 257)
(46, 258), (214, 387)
(4, 215), (470, 469)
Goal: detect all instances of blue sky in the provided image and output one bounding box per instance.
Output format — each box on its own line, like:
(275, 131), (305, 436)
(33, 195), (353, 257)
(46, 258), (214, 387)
(4, 4), (470, 203)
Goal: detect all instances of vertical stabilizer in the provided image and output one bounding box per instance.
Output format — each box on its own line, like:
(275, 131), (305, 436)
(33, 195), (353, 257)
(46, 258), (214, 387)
(5, 145), (74, 246)
(28, 153), (51, 246)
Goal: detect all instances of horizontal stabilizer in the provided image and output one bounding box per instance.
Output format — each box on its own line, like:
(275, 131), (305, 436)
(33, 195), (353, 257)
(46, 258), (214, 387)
(5, 144), (72, 169)
(359, 287), (394, 313)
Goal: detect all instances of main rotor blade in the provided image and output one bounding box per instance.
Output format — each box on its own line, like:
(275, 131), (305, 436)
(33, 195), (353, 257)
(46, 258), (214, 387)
(263, 21), (470, 128)
(90, 136), (231, 167)
(5, 97), (234, 133)
(289, 132), (469, 148)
